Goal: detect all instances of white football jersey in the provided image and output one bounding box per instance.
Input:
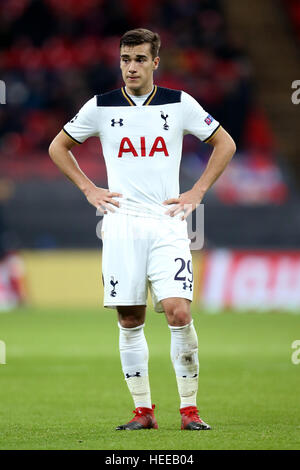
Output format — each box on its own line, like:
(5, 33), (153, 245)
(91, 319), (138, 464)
(63, 85), (220, 217)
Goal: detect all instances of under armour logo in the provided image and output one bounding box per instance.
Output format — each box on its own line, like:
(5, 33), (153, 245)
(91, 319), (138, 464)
(160, 111), (169, 130)
(183, 282), (192, 291)
(69, 114), (78, 123)
(111, 118), (124, 127)
(125, 372), (141, 379)
(110, 276), (118, 297)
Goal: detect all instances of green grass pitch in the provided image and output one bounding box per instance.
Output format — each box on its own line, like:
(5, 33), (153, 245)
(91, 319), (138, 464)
(0, 307), (299, 450)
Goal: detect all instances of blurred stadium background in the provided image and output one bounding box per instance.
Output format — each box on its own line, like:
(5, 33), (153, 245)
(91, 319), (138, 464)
(0, 0), (300, 312)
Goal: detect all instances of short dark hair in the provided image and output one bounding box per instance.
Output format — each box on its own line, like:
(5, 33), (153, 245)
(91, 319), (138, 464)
(120, 28), (161, 59)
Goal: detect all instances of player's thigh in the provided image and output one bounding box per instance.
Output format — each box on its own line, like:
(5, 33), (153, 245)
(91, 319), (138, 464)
(147, 220), (194, 313)
(102, 213), (149, 307)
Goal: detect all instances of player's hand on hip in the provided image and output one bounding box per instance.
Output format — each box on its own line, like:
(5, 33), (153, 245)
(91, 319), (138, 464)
(85, 186), (122, 214)
(163, 189), (202, 220)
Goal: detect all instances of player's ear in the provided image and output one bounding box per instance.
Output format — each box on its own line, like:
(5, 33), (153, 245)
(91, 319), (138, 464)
(153, 56), (160, 70)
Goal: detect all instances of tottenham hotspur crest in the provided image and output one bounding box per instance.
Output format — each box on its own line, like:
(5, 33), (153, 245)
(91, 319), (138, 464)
(110, 276), (118, 297)
(160, 111), (169, 130)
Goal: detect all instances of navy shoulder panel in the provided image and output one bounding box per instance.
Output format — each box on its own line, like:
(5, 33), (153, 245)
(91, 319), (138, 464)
(96, 87), (182, 106)
(150, 87), (182, 106)
(96, 89), (129, 107)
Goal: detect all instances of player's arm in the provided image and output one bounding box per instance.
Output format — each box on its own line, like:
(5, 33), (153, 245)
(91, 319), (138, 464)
(192, 126), (236, 198)
(164, 126), (236, 219)
(48, 130), (122, 212)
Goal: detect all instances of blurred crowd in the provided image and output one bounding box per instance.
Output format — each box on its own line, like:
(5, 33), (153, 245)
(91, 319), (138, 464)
(0, 0), (297, 308)
(0, 0), (259, 170)
(283, 0), (300, 40)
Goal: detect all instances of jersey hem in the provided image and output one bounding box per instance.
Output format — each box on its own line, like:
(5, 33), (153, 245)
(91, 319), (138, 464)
(62, 128), (82, 144)
(202, 124), (221, 143)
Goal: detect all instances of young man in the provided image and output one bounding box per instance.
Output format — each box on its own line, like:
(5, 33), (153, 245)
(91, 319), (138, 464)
(49, 28), (236, 431)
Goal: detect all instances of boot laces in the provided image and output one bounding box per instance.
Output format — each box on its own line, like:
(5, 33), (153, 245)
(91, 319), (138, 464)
(183, 407), (203, 423)
(129, 407), (151, 423)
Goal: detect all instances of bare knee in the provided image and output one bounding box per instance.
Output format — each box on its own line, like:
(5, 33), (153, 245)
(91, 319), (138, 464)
(162, 298), (192, 327)
(117, 305), (146, 328)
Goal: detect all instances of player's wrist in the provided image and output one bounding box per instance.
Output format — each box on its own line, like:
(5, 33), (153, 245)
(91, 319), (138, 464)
(192, 184), (207, 201)
(80, 181), (97, 197)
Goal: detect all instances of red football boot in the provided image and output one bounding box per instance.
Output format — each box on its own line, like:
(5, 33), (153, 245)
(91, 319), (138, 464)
(180, 406), (211, 430)
(116, 405), (158, 430)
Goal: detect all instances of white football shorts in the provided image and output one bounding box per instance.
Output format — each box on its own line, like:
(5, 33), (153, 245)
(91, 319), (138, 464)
(101, 212), (194, 313)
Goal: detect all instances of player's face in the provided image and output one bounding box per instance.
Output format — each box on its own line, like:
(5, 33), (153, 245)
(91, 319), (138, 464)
(120, 43), (159, 96)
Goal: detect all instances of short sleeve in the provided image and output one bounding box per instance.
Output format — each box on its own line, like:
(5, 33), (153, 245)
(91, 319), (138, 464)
(181, 91), (221, 143)
(63, 96), (99, 144)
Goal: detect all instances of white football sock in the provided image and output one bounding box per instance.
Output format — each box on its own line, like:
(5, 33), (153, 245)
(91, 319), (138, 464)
(168, 320), (199, 408)
(118, 322), (152, 409)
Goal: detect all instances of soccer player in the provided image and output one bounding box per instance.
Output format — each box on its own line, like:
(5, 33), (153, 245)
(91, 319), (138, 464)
(49, 28), (236, 431)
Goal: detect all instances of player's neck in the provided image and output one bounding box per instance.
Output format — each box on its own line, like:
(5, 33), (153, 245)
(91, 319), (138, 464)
(125, 83), (154, 97)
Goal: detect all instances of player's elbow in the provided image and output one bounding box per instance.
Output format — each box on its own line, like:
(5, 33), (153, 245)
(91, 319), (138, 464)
(48, 138), (61, 165)
(228, 135), (236, 158)
(221, 130), (236, 157)
(48, 139), (56, 159)
(48, 131), (68, 161)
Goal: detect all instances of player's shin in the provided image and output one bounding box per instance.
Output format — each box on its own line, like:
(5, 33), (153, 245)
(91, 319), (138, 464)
(168, 320), (199, 408)
(118, 323), (152, 409)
